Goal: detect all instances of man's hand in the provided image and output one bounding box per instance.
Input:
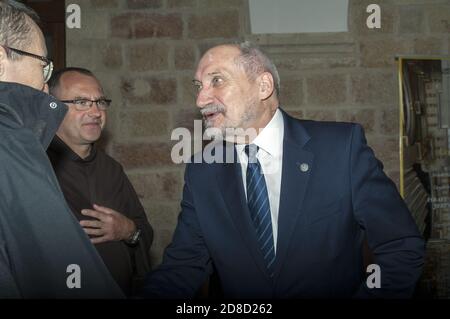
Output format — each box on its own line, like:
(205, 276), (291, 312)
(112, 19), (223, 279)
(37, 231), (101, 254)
(80, 204), (136, 244)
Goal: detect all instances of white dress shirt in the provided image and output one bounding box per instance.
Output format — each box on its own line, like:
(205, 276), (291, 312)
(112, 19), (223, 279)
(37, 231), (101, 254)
(235, 108), (284, 253)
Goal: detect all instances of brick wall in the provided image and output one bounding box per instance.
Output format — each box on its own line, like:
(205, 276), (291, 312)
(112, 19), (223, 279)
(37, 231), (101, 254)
(65, 0), (450, 266)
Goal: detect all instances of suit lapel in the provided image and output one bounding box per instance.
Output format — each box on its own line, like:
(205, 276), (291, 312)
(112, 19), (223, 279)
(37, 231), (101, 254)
(274, 110), (314, 278)
(216, 144), (273, 282)
(214, 110), (315, 283)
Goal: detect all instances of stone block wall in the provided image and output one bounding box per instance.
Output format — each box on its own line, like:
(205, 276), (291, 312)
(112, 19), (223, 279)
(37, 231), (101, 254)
(66, 0), (450, 266)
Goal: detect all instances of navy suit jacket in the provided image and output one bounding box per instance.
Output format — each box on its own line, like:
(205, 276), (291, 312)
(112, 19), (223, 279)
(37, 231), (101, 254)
(144, 109), (425, 298)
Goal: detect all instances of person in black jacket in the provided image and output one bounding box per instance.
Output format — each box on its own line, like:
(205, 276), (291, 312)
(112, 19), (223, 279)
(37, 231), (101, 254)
(0, 0), (123, 298)
(47, 67), (153, 296)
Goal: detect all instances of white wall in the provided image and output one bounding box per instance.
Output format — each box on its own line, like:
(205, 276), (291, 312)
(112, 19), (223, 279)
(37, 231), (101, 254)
(249, 0), (349, 34)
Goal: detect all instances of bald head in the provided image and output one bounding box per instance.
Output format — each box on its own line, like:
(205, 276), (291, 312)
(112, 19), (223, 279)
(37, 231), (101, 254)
(48, 67), (98, 98)
(52, 69), (107, 158)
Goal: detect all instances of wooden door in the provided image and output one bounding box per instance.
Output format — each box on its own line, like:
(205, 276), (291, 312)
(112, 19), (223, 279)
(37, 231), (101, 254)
(23, 0), (66, 70)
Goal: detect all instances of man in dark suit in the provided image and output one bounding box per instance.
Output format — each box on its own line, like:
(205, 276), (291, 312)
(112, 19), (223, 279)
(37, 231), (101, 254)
(142, 42), (425, 298)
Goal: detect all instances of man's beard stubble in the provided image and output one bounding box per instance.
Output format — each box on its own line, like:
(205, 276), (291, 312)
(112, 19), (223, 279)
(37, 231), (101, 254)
(201, 100), (259, 142)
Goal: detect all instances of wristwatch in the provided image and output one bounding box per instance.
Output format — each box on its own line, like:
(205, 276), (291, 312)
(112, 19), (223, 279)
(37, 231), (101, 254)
(126, 228), (141, 245)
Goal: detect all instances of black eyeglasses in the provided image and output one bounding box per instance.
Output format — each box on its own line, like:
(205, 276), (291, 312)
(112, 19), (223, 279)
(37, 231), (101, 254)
(60, 99), (112, 111)
(1, 45), (53, 83)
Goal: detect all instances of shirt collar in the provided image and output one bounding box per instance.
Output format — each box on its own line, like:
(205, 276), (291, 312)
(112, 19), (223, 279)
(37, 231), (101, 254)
(236, 108), (284, 159)
(48, 135), (97, 163)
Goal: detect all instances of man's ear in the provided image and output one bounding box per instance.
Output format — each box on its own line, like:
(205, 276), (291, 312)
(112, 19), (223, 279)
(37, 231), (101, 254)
(258, 72), (275, 100)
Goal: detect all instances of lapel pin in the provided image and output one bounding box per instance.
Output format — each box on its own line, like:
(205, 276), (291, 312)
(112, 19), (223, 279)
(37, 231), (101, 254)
(299, 163), (309, 172)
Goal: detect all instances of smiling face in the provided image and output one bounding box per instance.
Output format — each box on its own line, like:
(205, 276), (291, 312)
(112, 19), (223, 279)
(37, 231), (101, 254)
(54, 71), (106, 154)
(194, 45), (266, 138)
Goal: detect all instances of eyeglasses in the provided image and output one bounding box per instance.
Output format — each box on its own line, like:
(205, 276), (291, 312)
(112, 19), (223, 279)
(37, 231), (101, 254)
(60, 99), (112, 111)
(1, 45), (53, 83)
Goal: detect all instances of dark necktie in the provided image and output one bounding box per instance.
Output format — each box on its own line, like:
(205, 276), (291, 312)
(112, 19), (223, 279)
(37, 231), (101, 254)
(245, 144), (276, 277)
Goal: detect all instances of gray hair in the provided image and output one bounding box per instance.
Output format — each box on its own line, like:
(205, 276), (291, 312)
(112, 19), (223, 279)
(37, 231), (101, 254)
(234, 41), (281, 97)
(0, 0), (40, 60)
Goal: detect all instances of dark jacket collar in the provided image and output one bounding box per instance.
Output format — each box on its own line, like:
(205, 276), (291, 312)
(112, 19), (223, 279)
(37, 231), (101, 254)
(279, 108), (311, 149)
(48, 135), (97, 163)
(0, 82), (68, 150)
